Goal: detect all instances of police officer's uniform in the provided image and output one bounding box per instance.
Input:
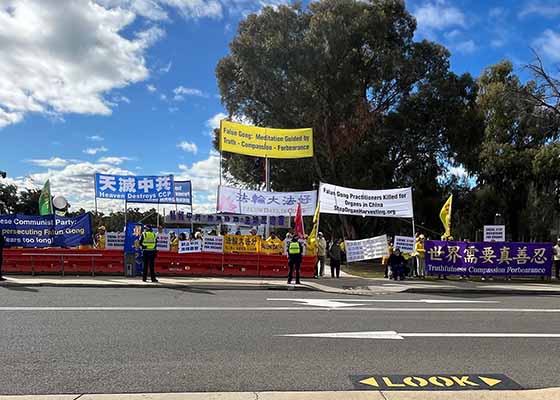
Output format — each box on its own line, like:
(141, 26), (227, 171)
(140, 229), (158, 282)
(287, 238), (303, 284)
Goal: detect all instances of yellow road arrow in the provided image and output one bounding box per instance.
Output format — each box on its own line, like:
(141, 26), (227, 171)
(359, 377), (380, 387)
(479, 376), (502, 387)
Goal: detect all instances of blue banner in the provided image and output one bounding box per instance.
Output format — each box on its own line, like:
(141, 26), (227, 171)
(94, 173), (175, 203)
(172, 180), (192, 205)
(425, 240), (552, 277)
(124, 222), (144, 275)
(0, 214), (92, 248)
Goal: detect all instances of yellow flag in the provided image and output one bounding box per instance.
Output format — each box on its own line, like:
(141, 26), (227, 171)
(440, 195), (453, 239)
(307, 201), (321, 255)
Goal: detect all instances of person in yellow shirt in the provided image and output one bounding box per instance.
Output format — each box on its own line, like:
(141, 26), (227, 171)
(95, 226), (106, 249)
(415, 234), (426, 278)
(383, 239), (393, 278)
(169, 231), (179, 252)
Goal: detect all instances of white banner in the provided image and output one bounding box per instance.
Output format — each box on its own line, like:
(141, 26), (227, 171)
(318, 183), (413, 218)
(203, 236), (224, 253)
(217, 186), (317, 216)
(345, 235), (389, 262)
(393, 235), (415, 254)
(156, 234), (170, 251)
(178, 240), (202, 253)
(483, 225), (505, 242)
(105, 232), (125, 249)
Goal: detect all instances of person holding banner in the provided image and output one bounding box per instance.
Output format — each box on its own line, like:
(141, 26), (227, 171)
(415, 234), (426, 278)
(329, 239), (343, 279)
(140, 225), (158, 283)
(0, 229), (6, 281)
(315, 232), (327, 278)
(287, 235), (304, 285)
(388, 248), (406, 281)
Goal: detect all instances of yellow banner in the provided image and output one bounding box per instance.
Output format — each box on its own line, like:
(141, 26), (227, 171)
(261, 238), (285, 255)
(220, 120), (313, 159)
(223, 234), (261, 253)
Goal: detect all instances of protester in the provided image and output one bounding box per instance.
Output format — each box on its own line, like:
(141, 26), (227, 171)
(388, 248), (406, 281)
(194, 228), (203, 240)
(0, 229), (6, 281)
(383, 239), (393, 278)
(315, 232), (327, 278)
(554, 238), (560, 280)
(140, 225), (158, 283)
(287, 234), (303, 285)
(94, 226), (106, 249)
(169, 231), (179, 252)
(329, 238), (343, 278)
(415, 234), (426, 278)
(178, 232), (187, 241)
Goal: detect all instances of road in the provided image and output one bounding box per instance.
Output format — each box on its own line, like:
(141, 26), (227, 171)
(0, 285), (559, 395)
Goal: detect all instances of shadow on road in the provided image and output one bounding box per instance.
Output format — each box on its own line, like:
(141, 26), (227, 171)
(164, 286), (216, 295)
(0, 285), (40, 293)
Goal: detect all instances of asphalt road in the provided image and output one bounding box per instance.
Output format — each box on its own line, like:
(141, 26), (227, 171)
(0, 286), (559, 395)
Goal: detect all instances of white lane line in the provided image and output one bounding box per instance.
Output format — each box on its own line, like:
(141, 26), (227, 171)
(278, 331), (560, 340)
(0, 306), (559, 312)
(267, 298), (500, 304)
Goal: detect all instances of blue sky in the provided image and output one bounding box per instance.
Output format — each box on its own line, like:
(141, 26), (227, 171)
(0, 0), (559, 213)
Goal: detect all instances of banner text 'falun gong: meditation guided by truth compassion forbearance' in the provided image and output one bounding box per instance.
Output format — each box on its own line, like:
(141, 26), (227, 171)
(219, 120), (313, 159)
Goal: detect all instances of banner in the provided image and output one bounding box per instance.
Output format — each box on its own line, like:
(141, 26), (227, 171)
(217, 186), (317, 216)
(345, 235), (389, 262)
(203, 236), (223, 252)
(172, 180), (192, 205)
(318, 183), (413, 218)
(94, 173), (175, 203)
(425, 240), (552, 277)
(483, 225), (505, 242)
(156, 234), (170, 251)
(220, 120), (313, 159)
(105, 232), (125, 249)
(178, 240), (202, 253)
(0, 213), (92, 248)
(394, 235), (415, 254)
(261, 239), (285, 255)
(223, 234), (261, 253)
(166, 211), (290, 228)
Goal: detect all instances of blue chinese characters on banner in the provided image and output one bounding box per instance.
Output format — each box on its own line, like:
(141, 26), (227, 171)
(425, 240), (552, 277)
(95, 173), (175, 203)
(0, 213), (92, 248)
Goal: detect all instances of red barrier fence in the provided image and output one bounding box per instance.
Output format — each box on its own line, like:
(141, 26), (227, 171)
(2, 248), (316, 278)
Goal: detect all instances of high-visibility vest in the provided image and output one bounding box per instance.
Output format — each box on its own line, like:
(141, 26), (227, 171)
(288, 241), (301, 255)
(142, 231), (157, 250)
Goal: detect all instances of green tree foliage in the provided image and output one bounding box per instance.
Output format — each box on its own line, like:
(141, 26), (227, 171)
(216, 0), (484, 238)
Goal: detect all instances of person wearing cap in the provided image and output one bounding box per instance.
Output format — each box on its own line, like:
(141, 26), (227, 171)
(95, 226), (106, 249)
(287, 234), (303, 284)
(314, 232), (327, 278)
(140, 225), (158, 283)
(554, 238), (560, 280)
(415, 234), (426, 278)
(169, 231), (178, 252)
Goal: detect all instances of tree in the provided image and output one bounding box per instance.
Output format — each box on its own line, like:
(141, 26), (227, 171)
(0, 184), (18, 214)
(216, 0), (481, 238)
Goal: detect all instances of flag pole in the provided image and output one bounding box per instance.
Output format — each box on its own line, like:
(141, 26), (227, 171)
(93, 174), (98, 216)
(265, 156), (270, 239)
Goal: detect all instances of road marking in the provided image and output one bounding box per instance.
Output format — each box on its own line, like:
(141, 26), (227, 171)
(0, 306), (559, 312)
(354, 374), (520, 391)
(267, 298), (500, 306)
(279, 330), (560, 340)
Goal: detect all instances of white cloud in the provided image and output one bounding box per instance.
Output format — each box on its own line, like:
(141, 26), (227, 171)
(27, 157), (70, 168)
(534, 29), (560, 61)
(205, 112), (227, 136)
(98, 0), (223, 20)
(169, 107), (179, 113)
(160, 94), (168, 101)
(491, 39), (505, 48)
(519, 1), (560, 18)
(414, 0), (466, 33)
(97, 156), (131, 165)
(87, 135), (104, 141)
(173, 86), (206, 101)
(111, 95), (131, 104)
(0, 0), (169, 129)
(453, 40), (477, 54)
(176, 152), (220, 213)
(160, 61), (172, 73)
(147, 84), (157, 93)
(177, 141), (198, 153)
(83, 146), (109, 155)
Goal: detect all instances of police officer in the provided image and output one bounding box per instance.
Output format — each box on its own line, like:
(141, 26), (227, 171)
(287, 234), (303, 285)
(140, 225), (158, 283)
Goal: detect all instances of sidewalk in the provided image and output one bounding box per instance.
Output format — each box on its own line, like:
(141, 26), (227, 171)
(1, 273), (559, 295)
(1, 389), (560, 400)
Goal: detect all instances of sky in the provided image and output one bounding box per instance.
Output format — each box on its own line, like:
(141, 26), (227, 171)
(0, 0), (559, 214)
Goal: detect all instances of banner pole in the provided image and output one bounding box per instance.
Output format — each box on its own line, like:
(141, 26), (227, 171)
(124, 199), (127, 229)
(219, 119), (223, 188)
(93, 174), (98, 217)
(265, 156), (270, 239)
(157, 201), (160, 228)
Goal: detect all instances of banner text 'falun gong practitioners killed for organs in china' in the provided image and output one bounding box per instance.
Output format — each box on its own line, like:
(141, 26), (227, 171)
(219, 120), (313, 159)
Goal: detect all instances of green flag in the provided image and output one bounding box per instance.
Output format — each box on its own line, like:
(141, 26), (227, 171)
(39, 180), (53, 215)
